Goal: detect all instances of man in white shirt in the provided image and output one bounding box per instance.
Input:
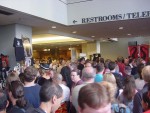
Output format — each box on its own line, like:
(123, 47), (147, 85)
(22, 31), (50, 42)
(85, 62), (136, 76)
(53, 73), (70, 103)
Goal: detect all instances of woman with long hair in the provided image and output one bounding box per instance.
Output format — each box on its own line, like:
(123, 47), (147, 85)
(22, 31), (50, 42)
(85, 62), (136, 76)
(118, 76), (138, 111)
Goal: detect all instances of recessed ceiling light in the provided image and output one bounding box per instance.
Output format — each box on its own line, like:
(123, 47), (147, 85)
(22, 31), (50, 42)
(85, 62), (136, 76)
(119, 27), (124, 30)
(72, 31), (77, 33)
(91, 36), (95, 38)
(52, 26), (56, 28)
(127, 34), (131, 36)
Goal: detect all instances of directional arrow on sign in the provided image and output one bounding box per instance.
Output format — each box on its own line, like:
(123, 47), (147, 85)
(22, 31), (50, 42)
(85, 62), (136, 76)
(73, 20), (77, 24)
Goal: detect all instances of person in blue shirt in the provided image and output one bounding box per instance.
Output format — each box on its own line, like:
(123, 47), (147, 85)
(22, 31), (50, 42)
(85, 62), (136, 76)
(94, 63), (104, 82)
(23, 66), (41, 108)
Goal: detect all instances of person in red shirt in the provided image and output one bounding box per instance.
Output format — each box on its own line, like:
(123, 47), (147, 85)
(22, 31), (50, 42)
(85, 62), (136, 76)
(117, 56), (125, 76)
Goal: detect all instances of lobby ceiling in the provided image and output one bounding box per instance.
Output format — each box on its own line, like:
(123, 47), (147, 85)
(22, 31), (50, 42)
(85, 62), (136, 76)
(0, 5), (150, 43)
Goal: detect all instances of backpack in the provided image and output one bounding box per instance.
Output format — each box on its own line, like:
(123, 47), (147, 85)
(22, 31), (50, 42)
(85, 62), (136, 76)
(111, 103), (132, 113)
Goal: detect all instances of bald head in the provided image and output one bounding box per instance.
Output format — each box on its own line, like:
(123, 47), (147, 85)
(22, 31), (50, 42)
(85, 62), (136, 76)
(142, 65), (150, 82)
(53, 73), (63, 84)
(82, 67), (96, 79)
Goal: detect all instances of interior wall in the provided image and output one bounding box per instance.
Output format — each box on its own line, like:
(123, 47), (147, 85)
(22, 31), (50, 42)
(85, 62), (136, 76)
(0, 25), (16, 68)
(82, 42), (97, 58)
(100, 36), (150, 60)
(0, 24), (32, 69)
(15, 24), (32, 41)
(67, 0), (150, 25)
(0, 0), (68, 25)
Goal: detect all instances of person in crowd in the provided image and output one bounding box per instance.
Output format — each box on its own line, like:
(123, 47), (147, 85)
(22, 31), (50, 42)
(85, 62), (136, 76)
(124, 66), (132, 76)
(37, 63), (53, 86)
(1, 60), (9, 81)
(117, 56), (125, 76)
(77, 57), (85, 71)
(53, 73), (70, 104)
(71, 69), (83, 89)
(142, 92), (150, 113)
(104, 59), (111, 74)
(51, 60), (58, 71)
(5, 71), (20, 90)
(100, 57), (105, 64)
(94, 63), (104, 82)
(7, 81), (32, 113)
(26, 82), (63, 113)
(133, 65), (150, 113)
(101, 81), (131, 113)
(34, 60), (40, 69)
(57, 59), (66, 74)
(129, 59), (138, 77)
(92, 60), (97, 68)
(18, 73), (25, 84)
(60, 66), (72, 90)
(78, 83), (112, 113)
(118, 76), (137, 111)
(103, 72), (122, 96)
(140, 58), (146, 66)
(103, 73), (117, 85)
(69, 62), (78, 71)
(72, 66), (96, 112)
(70, 69), (83, 113)
(135, 63), (145, 90)
(5, 71), (20, 112)
(146, 58), (150, 66)
(53, 73), (70, 113)
(23, 66), (41, 108)
(0, 90), (8, 113)
(85, 59), (90, 64)
(100, 81), (116, 103)
(84, 62), (92, 67)
(108, 61), (123, 89)
(124, 58), (129, 66)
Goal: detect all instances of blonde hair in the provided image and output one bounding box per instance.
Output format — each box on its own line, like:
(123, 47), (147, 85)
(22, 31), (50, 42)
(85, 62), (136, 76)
(6, 72), (20, 84)
(142, 65), (150, 83)
(100, 81), (117, 102)
(6, 72), (20, 90)
(103, 73), (116, 85)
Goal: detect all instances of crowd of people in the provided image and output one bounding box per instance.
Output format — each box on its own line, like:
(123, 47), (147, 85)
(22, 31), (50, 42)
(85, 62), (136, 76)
(0, 56), (150, 113)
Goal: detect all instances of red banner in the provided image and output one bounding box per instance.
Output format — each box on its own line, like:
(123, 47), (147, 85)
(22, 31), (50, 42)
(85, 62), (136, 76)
(128, 46), (138, 59)
(140, 44), (149, 62)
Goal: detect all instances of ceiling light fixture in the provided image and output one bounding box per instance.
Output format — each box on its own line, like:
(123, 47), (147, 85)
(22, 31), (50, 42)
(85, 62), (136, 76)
(32, 36), (83, 44)
(43, 49), (50, 51)
(127, 34), (131, 36)
(72, 31), (77, 33)
(102, 40), (107, 42)
(91, 36), (95, 38)
(119, 27), (124, 30)
(52, 26), (56, 28)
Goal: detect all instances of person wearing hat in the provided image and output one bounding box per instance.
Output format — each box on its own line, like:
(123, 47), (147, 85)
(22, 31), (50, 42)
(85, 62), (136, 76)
(37, 63), (53, 86)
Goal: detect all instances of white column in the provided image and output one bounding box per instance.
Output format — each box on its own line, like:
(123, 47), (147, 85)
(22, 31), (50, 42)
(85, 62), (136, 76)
(71, 48), (76, 62)
(96, 41), (100, 53)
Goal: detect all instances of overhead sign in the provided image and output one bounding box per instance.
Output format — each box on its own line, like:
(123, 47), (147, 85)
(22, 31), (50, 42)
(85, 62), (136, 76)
(74, 11), (150, 24)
